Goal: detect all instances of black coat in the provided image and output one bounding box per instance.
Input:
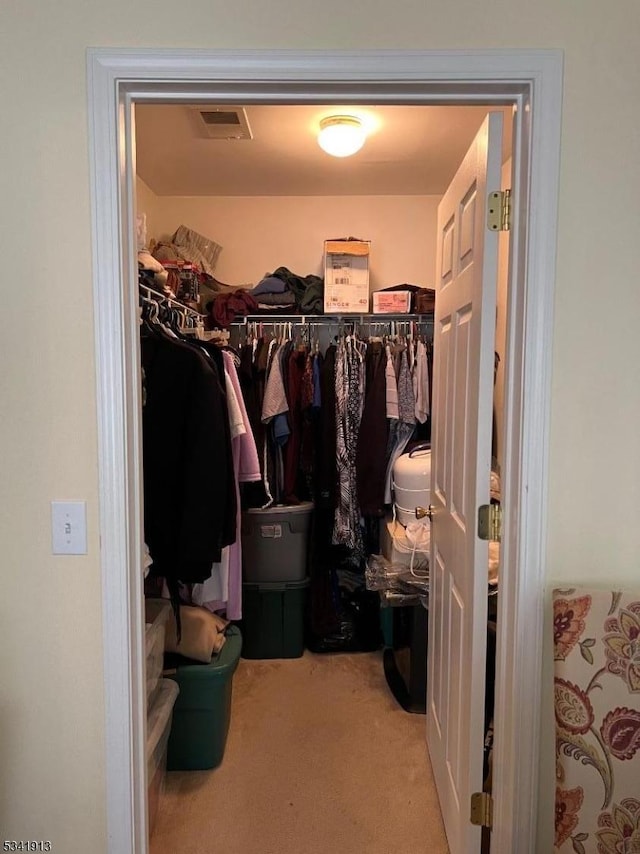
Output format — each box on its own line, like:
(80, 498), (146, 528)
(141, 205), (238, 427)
(141, 329), (233, 584)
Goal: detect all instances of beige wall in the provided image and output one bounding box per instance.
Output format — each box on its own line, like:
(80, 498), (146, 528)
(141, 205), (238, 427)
(2, 3), (640, 852)
(136, 177), (161, 247)
(141, 191), (439, 290)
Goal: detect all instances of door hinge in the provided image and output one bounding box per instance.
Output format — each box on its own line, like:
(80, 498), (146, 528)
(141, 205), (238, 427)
(478, 504), (502, 543)
(470, 791), (493, 828)
(487, 189), (511, 232)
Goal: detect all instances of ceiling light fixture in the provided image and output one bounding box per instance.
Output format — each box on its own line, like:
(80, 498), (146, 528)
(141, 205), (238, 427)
(317, 115), (366, 158)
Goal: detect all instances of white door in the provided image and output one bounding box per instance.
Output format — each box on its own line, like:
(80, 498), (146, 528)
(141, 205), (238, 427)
(427, 112), (503, 854)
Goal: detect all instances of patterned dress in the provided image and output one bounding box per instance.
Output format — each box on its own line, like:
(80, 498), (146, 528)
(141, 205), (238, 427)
(332, 336), (366, 560)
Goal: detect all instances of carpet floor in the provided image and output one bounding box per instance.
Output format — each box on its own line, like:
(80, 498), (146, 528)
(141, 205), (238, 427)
(150, 651), (449, 854)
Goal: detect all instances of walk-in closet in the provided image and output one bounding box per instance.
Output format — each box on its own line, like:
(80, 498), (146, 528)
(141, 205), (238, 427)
(135, 102), (511, 854)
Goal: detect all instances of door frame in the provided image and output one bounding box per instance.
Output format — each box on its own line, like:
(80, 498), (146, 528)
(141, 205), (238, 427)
(87, 48), (563, 854)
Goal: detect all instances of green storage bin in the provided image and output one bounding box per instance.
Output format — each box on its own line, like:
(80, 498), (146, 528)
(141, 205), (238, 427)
(166, 626), (242, 771)
(380, 606), (394, 648)
(241, 578), (309, 659)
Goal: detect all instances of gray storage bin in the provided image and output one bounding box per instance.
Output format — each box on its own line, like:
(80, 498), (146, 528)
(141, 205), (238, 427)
(241, 502), (313, 582)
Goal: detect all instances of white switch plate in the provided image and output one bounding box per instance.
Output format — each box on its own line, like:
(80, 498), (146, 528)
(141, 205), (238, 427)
(51, 501), (88, 555)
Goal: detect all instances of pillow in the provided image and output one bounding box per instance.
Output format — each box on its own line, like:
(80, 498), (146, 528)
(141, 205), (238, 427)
(164, 605), (228, 663)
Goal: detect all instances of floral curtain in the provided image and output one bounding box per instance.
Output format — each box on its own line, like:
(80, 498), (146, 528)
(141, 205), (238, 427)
(553, 588), (640, 853)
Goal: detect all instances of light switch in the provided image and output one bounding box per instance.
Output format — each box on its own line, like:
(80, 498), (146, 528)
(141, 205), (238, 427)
(51, 501), (88, 555)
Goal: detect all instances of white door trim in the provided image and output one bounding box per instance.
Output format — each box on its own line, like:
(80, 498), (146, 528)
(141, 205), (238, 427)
(86, 48), (563, 854)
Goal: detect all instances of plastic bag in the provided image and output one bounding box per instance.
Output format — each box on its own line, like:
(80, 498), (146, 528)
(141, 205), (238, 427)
(307, 586), (382, 653)
(379, 589), (428, 609)
(365, 553), (429, 597)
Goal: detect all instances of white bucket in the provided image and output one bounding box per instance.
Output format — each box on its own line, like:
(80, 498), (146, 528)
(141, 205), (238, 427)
(392, 446), (431, 527)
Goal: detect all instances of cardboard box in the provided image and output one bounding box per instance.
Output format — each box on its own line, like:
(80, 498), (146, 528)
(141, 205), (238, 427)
(414, 288), (436, 314)
(323, 239), (370, 313)
(372, 290), (412, 314)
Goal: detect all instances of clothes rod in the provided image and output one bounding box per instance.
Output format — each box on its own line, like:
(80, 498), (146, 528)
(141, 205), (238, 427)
(232, 313), (433, 325)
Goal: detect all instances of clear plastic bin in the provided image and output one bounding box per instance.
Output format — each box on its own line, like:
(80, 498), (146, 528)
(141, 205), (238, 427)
(147, 678), (179, 836)
(145, 598), (171, 707)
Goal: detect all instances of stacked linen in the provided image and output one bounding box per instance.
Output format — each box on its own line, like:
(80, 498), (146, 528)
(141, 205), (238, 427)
(201, 265), (326, 327)
(250, 266), (324, 314)
(251, 275), (297, 311)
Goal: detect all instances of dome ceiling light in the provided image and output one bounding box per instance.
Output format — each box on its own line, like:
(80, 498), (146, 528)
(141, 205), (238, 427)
(317, 115), (367, 158)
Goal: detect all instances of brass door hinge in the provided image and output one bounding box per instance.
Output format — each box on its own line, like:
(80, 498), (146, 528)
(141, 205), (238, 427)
(487, 189), (511, 232)
(478, 504), (502, 543)
(470, 791), (493, 828)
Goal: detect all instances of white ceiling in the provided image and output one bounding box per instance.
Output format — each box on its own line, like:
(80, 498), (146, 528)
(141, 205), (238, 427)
(135, 104), (512, 197)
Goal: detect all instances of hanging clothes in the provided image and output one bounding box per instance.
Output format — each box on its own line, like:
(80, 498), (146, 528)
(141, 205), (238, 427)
(413, 338), (430, 424)
(384, 346), (417, 504)
(282, 346), (308, 503)
(332, 336), (366, 561)
(299, 351), (316, 480)
(192, 351), (261, 619)
(317, 344), (337, 509)
(232, 317), (432, 521)
(356, 340), (389, 517)
(140, 321), (233, 592)
(261, 340), (289, 424)
(385, 342), (399, 420)
(194, 365), (244, 608)
(255, 339), (278, 507)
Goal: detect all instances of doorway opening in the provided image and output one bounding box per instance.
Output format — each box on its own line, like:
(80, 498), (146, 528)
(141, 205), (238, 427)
(87, 48), (563, 854)
(135, 100), (509, 854)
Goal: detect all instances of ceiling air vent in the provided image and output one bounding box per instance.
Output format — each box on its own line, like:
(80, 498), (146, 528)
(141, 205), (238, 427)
(191, 106), (253, 140)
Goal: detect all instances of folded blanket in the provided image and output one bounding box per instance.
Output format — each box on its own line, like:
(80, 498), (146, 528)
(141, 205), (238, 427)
(166, 225), (223, 278)
(211, 290), (259, 327)
(253, 275), (289, 296)
(300, 278), (324, 314)
(254, 291), (296, 306)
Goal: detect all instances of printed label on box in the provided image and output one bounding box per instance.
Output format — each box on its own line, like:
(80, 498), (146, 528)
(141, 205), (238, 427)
(324, 240), (371, 313)
(260, 524), (282, 539)
(331, 256), (353, 286)
(372, 291), (412, 314)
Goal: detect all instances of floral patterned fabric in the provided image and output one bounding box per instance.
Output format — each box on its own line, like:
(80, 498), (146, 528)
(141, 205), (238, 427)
(553, 588), (640, 853)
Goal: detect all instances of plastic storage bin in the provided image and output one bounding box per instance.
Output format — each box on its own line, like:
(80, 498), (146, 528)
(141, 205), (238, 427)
(147, 678), (179, 836)
(382, 602), (428, 715)
(242, 502), (313, 582)
(145, 598), (171, 707)
(241, 578), (309, 659)
(165, 625), (242, 771)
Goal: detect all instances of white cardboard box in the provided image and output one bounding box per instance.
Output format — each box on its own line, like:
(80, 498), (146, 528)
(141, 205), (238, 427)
(380, 514), (430, 568)
(323, 239), (370, 313)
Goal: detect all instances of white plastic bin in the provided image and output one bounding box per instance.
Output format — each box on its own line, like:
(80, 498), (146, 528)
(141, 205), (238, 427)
(145, 598), (171, 707)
